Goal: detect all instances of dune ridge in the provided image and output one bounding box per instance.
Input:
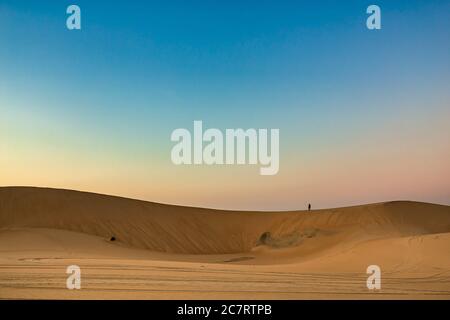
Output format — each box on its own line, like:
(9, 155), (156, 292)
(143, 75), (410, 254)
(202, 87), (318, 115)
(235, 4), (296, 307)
(1, 186), (449, 255)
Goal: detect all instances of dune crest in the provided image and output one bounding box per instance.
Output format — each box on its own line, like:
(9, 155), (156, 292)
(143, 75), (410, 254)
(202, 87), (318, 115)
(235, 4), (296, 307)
(1, 187), (449, 255)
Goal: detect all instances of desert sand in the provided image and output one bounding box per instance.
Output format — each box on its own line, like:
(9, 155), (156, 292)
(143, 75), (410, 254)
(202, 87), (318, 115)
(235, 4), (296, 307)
(0, 186), (449, 299)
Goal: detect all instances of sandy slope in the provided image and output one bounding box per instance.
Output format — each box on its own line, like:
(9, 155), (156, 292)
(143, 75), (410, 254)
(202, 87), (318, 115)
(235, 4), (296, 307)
(0, 186), (449, 299)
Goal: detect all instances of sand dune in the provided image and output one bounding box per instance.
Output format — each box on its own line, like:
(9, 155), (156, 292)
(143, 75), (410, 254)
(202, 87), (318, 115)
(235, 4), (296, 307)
(0, 186), (449, 299)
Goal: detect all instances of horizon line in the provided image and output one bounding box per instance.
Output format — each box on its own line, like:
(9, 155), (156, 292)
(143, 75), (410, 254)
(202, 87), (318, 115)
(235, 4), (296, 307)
(1, 185), (448, 213)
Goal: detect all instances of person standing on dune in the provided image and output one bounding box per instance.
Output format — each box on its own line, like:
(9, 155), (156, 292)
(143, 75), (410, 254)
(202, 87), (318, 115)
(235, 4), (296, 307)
(308, 203), (311, 211)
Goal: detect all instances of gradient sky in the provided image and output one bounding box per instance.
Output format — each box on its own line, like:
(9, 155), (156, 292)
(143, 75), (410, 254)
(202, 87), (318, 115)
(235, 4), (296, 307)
(1, 1), (449, 210)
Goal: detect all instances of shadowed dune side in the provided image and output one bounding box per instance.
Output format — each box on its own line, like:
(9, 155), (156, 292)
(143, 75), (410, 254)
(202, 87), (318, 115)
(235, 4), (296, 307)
(0, 187), (449, 255)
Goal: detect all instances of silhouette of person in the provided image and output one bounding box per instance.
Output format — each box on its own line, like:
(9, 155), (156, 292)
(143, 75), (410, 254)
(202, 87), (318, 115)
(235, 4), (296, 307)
(308, 203), (311, 211)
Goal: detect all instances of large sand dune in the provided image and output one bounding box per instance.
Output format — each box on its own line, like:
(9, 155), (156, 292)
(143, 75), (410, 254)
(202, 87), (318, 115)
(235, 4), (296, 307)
(0, 186), (449, 299)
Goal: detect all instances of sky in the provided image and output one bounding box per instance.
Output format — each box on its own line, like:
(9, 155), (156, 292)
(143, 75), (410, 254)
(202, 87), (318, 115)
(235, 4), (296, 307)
(0, 0), (449, 210)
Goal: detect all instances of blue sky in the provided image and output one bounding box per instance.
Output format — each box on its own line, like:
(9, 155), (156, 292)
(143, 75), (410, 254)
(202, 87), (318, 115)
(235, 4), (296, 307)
(1, 1), (449, 209)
